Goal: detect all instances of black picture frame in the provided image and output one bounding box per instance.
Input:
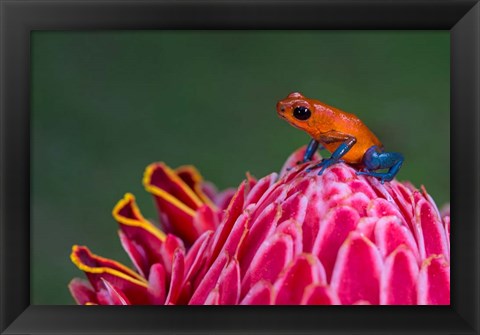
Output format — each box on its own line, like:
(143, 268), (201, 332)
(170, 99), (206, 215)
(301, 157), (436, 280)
(1, 0), (478, 334)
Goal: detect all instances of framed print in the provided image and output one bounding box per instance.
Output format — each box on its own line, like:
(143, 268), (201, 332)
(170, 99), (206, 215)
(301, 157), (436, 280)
(1, 0), (479, 334)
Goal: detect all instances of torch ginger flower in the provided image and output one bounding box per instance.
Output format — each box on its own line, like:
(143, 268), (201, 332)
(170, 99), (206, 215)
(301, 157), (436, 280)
(69, 147), (450, 305)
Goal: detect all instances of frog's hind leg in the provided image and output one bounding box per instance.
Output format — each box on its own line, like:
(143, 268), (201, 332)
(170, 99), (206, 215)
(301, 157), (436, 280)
(357, 145), (403, 183)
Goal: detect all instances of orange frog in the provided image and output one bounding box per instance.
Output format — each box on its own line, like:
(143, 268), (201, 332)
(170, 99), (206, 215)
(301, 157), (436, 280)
(276, 92), (403, 183)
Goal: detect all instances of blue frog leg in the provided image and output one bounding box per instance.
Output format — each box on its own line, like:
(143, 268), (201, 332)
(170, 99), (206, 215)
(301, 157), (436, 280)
(307, 133), (357, 175)
(302, 139), (320, 163)
(357, 145), (404, 183)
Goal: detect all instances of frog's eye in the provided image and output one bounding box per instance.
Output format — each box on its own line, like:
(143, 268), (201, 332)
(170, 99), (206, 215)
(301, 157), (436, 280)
(293, 106), (311, 120)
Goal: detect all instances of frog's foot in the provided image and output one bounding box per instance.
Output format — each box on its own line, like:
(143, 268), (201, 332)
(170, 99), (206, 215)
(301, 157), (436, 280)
(306, 158), (341, 175)
(357, 149), (404, 184)
(356, 170), (392, 184)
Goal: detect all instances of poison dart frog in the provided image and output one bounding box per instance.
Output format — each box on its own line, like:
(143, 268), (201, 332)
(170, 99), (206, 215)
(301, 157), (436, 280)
(276, 92), (403, 183)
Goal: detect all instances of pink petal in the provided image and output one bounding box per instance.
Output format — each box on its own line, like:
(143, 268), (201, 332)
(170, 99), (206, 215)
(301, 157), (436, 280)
(99, 278), (131, 305)
(389, 182), (415, 226)
(165, 249), (185, 305)
(189, 252), (229, 305)
(444, 216), (450, 250)
(344, 192), (371, 217)
(322, 181), (353, 208)
(240, 281), (273, 305)
(68, 278), (97, 305)
(238, 203), (279, 274)
(208, 181), (246, 265)
(380, 247), (419, 305)
(221, 212), (249, 258)
(278, 192), (308, 224)
(355, 217), (377, 241)
(147, 263), (167, 304)
(330, 233), (383, 305)
(276, 219), (303, 257)
(241, 233), (294, 296)
(353, 300), (371, 305)
(347, 179), (377, 199)
(289, 179), (319, 252)
(204, 289), (220, 305)
(312, 206), (360, 280)
(245, 173), (278, 207)
(183, 231), (213, 287)
(193, 204), (217, 233)
(417, 255), (450, 305)
(217, 259), (241, 305)
(301, 284), (340, 305)
(416, 199), (449, 261)
(274, 254), (327, 305)
(250, 184), (288, 224)
(367, 198), (404, 221)
(118, 230), (148, 277)
(159, 234), (185, 276)
(374, 216), (420, 261)
(327, 164), (356, 183)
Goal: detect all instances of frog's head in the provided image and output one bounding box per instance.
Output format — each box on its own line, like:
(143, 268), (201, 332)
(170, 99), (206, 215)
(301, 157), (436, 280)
(276, 92), (316, 133)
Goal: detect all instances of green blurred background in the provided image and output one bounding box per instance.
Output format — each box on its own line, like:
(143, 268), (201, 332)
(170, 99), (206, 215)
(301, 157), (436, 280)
(31, 31), (449, 304)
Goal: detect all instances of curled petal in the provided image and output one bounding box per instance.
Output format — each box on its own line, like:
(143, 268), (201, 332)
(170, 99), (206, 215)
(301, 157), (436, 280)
(330, 233), (383, 305)
(113, 193), (166, 276)
(70, 245), (151, 304)
(417, 255), (450, 305)
(175, 165), (217, 208)
(143, 163), (205, 244)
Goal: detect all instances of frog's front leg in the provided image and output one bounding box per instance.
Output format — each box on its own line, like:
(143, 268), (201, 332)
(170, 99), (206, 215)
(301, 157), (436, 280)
(357, 146), (404, 183)
(302, 138), (320, 163)
(307, 133), (357, 175)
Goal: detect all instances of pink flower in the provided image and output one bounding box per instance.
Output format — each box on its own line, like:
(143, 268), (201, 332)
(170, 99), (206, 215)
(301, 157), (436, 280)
(69, 147), (450, 305)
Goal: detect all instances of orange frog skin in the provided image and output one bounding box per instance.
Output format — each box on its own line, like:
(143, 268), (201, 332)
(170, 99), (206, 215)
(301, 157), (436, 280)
(276, 92), (403, 183)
